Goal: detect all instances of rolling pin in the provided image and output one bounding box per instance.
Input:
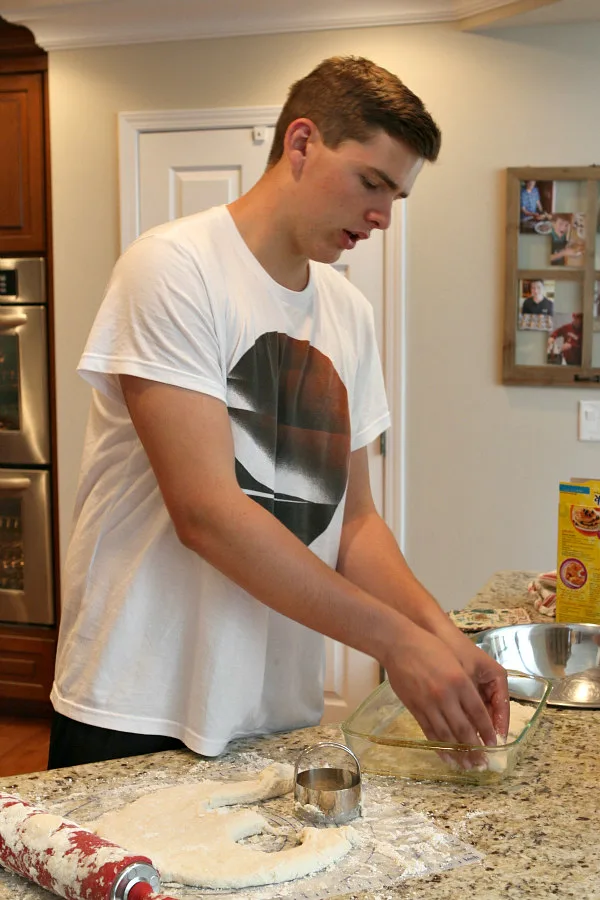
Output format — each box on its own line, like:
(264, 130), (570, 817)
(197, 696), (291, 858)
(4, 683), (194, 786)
(0, 793), (180, 900)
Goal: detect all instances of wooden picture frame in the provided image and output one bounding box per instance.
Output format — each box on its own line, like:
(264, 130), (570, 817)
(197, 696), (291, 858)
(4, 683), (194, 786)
(503, 166), (600, 386)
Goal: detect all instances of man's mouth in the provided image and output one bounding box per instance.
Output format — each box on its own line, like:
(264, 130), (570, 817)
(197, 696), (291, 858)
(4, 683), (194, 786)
(342, 229), (369, 250)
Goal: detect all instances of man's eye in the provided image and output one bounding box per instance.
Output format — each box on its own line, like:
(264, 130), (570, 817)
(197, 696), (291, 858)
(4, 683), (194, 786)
(360, 176), (378, 190)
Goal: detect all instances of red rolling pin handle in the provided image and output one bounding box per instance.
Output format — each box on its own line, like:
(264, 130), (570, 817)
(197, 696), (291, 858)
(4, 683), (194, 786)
(128, 886), (181, 900)
(128, 886), (154, 900)
(0, 793), (180, 900)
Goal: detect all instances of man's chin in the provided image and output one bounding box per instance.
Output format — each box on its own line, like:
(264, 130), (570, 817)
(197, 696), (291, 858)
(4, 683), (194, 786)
(309, 246), (343, 265)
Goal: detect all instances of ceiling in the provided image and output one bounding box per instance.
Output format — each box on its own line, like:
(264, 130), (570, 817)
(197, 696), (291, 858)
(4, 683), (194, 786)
(1, 0), (598, 51)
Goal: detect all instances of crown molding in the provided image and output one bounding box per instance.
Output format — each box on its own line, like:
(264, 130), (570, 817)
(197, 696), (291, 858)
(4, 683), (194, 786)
(0, 1), (529, 51)
(458, 0), (562, 30)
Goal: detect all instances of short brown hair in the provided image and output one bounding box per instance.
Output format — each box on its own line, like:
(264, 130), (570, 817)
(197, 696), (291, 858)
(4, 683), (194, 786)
(267, 56), (441, 167)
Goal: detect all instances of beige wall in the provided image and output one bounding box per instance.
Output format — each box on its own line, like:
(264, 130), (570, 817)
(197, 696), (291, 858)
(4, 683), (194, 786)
(48, 22), (600, 608)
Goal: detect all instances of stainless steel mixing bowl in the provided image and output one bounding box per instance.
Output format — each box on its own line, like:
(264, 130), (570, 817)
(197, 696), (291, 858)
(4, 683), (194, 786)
(474, 622), (600, 708)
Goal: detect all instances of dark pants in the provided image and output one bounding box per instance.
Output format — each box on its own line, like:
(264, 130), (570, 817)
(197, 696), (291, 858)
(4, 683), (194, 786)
(47, 711), (185, 769)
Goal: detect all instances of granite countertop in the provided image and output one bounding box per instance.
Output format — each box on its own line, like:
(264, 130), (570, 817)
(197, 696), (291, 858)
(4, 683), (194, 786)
(1, 571), (598, 900)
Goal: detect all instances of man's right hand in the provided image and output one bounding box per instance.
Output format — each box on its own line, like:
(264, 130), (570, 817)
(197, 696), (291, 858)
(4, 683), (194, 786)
(383, 621), (499, 754)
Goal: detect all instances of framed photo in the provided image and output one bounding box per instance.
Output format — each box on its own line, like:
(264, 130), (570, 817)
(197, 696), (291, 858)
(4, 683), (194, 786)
(505, 166), (600, 385)
(518, 278), (554, 331)
(549, 212), (585, 267)
(519, 179), (554, 233)
(546, 312), (583, 366)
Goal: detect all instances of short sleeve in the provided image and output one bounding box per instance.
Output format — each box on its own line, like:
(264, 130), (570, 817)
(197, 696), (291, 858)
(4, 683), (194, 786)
(350, 300), (391, 451)
(78, 234), (226, 405)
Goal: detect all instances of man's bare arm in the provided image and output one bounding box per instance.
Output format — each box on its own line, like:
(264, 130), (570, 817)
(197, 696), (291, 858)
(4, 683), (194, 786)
(338, 446), (509, 738)
(120, 375), (503, 746)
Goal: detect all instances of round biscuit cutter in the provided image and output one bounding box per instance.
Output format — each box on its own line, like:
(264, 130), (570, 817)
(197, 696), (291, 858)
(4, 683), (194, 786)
(294, 741), (362, 826)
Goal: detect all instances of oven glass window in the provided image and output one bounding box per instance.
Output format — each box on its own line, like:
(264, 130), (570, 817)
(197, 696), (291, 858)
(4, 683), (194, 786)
(0, 335), (20, 431)
(0, 498), (24, 591)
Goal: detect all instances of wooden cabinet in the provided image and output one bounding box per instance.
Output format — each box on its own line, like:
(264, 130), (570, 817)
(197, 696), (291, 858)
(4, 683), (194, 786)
(0, 22), (57, 716)
(0, 72), (46, 253)
(0, 629), (55, 713)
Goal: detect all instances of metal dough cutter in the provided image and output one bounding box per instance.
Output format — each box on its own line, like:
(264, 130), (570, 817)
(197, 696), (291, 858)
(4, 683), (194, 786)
(293, 741), (362, 826)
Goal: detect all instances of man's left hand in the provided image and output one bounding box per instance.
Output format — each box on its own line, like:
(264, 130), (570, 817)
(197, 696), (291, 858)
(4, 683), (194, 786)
(440, 627), (510, 740)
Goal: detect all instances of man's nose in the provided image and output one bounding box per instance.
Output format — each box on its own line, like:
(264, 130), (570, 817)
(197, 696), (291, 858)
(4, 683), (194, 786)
(366, 202), (392, 231)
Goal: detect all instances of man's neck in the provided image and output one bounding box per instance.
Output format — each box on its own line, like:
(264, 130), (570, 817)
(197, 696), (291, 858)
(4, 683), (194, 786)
(227, 176), (310, 292)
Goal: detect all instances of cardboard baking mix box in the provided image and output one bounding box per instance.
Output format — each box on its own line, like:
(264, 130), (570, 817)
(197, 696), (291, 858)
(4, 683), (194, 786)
(556, 479), (600, 624)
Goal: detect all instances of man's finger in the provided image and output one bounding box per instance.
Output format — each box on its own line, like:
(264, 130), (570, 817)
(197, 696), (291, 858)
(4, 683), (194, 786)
(485, 680), (510, 740)
(461, 686), (497, 747)
(414, 706), (477, 770)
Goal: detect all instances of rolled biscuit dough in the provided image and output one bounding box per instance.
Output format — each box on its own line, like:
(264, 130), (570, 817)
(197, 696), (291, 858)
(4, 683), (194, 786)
(89, 762), (356, 889)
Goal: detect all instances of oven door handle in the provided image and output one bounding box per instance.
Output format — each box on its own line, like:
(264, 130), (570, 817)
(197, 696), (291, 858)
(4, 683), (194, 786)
(0, 477), (31, 493)
(0, 312), (28, 331)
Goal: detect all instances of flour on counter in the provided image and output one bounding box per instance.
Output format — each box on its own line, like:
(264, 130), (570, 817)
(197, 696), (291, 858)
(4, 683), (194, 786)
(55, 754), (483, 900)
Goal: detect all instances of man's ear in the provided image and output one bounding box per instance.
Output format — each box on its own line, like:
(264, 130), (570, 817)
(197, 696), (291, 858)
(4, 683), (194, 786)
(284, 118), (319, 176)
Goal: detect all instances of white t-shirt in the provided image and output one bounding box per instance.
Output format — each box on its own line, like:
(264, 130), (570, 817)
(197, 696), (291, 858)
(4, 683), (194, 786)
(51, 206), (390, 756)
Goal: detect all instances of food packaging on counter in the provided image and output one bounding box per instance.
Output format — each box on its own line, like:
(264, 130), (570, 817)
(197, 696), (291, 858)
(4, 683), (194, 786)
(527, 571), (557, 617)
(556, 479), (600, 625)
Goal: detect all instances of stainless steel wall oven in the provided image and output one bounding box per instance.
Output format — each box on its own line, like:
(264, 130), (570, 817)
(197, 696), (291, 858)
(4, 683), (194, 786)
(0, 258), (54, 626)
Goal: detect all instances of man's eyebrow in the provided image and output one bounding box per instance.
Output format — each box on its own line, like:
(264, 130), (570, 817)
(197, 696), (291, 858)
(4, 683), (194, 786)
(366, 166), (408, 198)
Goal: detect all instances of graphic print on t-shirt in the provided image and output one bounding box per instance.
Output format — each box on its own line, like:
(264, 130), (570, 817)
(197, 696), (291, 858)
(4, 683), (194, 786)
(227, 332), (350, 546)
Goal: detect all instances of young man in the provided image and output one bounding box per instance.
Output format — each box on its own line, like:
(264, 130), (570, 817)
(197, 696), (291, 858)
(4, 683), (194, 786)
(519, 180), (546, 229)
(550, 213), (582, 266)
(547, 312), (583, 366)
(521, 279), (553, 316)
(49, 57), (508, 769)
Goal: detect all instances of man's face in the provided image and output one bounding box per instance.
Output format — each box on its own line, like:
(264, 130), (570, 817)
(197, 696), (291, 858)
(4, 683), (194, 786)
(290, 129), (424, 264)
(530, 281), (545, 302)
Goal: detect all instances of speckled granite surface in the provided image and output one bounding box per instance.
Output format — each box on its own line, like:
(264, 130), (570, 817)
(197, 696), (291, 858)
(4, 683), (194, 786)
(1, 571), (598, 900)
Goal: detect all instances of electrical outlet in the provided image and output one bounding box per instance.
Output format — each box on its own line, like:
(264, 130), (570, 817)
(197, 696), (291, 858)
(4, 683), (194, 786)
(578, 401), (600, 441)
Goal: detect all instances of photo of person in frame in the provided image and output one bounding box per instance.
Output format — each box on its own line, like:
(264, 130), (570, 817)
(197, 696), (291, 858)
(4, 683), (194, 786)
(519, 180), (554, 233)
(518, 278), (554, 332)
(569, 212), (586, 266)
(547, 312), (583, 366)
(550, 212), (585, 266)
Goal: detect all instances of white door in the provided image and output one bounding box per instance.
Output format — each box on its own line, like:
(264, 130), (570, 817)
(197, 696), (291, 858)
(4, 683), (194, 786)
(135, 123), (384, 722)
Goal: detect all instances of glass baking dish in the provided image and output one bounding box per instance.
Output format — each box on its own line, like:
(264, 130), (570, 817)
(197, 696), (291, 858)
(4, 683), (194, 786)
(341, 670), (552, 784)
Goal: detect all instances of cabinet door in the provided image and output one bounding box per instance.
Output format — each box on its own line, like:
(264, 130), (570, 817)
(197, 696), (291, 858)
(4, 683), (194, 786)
(0, 73), (45, 253)
(0, 631), (55, 705)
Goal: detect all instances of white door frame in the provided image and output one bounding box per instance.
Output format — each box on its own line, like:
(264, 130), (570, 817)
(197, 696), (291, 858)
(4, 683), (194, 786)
(118, 107), (406, 549)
